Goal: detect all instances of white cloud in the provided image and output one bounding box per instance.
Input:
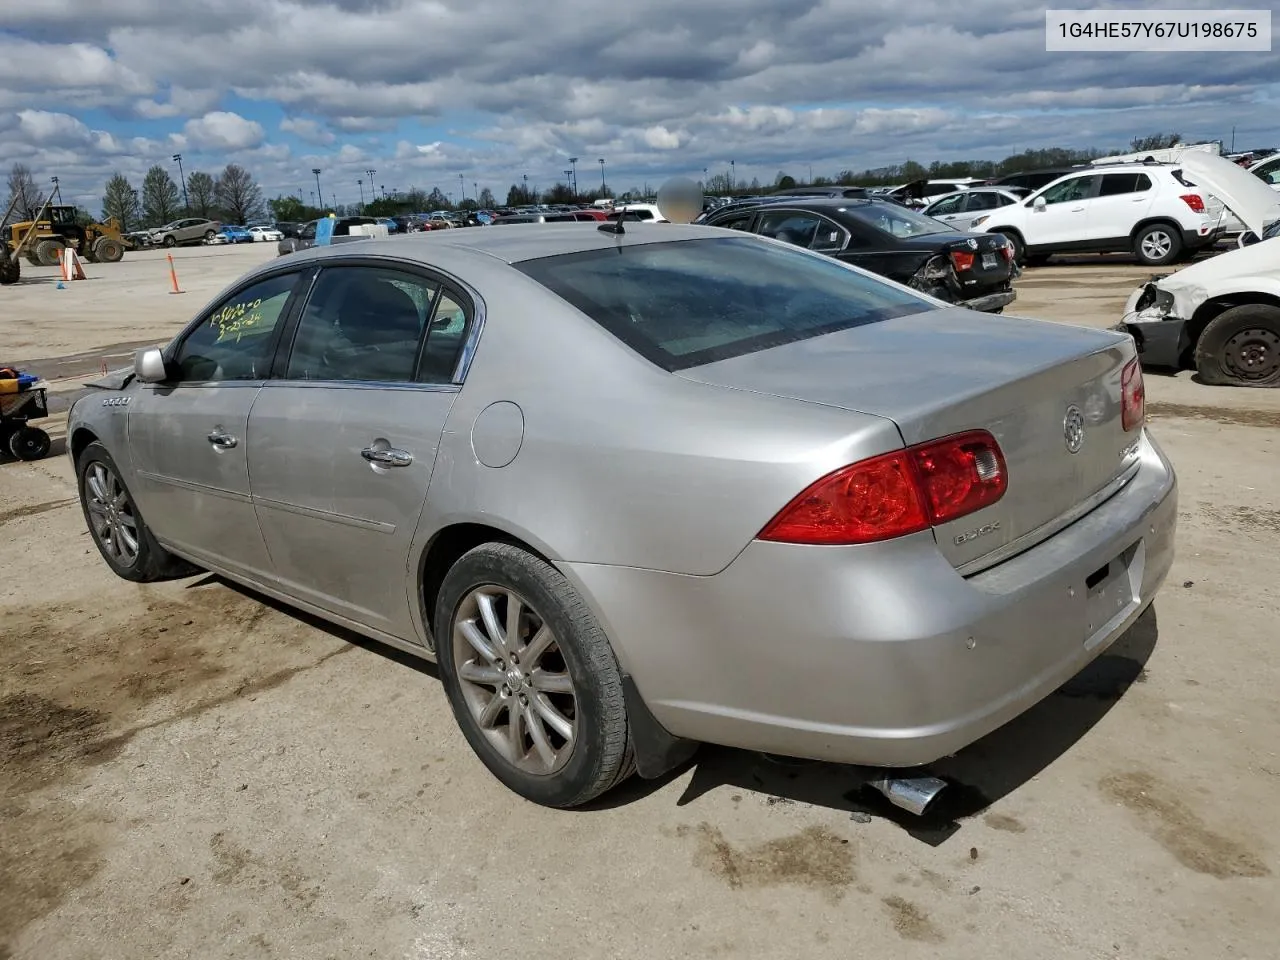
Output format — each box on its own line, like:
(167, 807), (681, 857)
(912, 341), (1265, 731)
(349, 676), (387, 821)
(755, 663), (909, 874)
(280, 116), (336, 145)
(183, 111), (265, 151)
(16, 109), (91, 145)
(643, 125), (680, 149)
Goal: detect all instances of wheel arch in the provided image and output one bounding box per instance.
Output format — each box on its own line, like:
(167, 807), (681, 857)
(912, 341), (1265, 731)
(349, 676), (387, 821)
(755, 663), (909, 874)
(1129, 216), (1184, 241)
(1184, 292), (1280, 366)
(70, 426), (100, 465)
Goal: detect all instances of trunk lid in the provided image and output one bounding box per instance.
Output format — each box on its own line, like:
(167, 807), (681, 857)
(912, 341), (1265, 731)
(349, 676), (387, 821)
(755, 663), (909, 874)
(677, 307), (1141, 570)
(937, 233), (1016, 291)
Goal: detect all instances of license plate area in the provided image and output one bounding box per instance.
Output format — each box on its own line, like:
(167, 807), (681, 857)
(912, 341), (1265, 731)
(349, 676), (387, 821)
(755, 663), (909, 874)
(982, 253), (998, 269)
(1083, 541), (1143, 645)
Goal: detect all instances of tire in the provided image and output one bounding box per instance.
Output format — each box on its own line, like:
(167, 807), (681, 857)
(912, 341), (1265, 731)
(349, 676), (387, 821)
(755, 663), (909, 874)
(434, 542), (634, 807)
(94, 237), (125, 263)
(163, 235), (176, 248)
(1133, 223), (1182, 266)
(34, 239), (64, 267)
(8, 426), (51, 461)
(0, 257), (18, 285)
(82, 246), (99, 263)
(1193, 304), (1280, 388)
(76, 441), (197, 581)
(204, 230), (216, 242)
(995, 231), (1024, 264)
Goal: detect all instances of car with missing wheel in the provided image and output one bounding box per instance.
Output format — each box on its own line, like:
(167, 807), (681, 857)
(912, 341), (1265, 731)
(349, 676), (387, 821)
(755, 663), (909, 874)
(1117, 153), (1280, 387)
(66, 215), (1176, 809)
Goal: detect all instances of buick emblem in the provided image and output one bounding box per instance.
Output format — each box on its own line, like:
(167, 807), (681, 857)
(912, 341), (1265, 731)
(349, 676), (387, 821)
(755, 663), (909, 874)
(1063, 405), (1085, 454)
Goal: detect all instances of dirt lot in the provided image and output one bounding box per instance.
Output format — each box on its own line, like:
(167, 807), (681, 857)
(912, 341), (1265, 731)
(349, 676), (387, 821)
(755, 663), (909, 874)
(2, 244), (1279, 959)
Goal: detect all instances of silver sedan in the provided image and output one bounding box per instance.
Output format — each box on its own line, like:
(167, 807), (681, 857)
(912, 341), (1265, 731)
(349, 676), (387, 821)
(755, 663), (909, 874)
(68, 222), (1177, 809)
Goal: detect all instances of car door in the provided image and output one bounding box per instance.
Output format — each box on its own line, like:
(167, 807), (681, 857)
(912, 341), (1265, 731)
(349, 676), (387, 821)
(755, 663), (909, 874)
(246, 262), (470, 639)
(923, 193), (968, 225)
(1024, 174), (1100, 247)
(1086, 173), (1156, 243)
(127, 269), (305, 579)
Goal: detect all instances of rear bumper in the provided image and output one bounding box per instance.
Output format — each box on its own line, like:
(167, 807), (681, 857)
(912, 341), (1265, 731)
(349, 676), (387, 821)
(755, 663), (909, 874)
(564, 430), (1176, 768)
(959, 289), (1017, 313)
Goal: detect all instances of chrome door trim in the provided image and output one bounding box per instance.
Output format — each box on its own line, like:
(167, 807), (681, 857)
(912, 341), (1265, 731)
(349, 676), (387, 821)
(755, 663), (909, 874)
(252, 494), (397, 534)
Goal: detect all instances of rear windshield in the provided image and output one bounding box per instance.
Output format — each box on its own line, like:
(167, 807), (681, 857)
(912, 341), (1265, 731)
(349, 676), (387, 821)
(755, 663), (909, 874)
(515, 236), (932, 371)
(843, 202), (951, 238)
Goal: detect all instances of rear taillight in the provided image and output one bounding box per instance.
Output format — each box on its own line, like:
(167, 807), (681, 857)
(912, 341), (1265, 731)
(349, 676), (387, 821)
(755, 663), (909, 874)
(1180, 193), (1206, 213)
(1121, 358), (1145, 431)
(759, 430), (1007, 545)
(950, 249), (975, 271)
(999, 243), (1014, 262)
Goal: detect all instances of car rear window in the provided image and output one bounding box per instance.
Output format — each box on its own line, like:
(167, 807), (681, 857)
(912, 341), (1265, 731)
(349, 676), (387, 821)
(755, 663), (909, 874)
(842, 202), (951, 238)
(515, 237), (933, 371)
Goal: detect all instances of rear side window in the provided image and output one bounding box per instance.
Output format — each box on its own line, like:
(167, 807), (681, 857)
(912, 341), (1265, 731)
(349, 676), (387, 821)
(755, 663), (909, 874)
(515, 237), (931, 372)
(1099, 173), (1153, 196)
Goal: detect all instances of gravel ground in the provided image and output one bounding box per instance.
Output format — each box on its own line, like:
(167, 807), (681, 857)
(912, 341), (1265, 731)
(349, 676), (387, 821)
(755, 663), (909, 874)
(2, 242), (1278, 960)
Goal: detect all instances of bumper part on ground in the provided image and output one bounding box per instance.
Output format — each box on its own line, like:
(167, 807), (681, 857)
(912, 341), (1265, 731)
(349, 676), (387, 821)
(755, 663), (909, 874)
(1115, 316), (1186, 369)
(960, 289), (1017, 313)
(565, 430), (1177, 769)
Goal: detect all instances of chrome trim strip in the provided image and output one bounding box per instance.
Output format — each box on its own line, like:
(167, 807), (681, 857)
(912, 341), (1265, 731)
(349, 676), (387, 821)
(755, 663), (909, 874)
(257, 380), (459, 393)
(956, 459), (1143, 577)
(137, 470), (253, 504)
(252, 495), (396, 533)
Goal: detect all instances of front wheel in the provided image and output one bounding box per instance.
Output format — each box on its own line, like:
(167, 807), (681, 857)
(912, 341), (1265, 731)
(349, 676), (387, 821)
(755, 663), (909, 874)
(1194, 305), (1280, 387)
(1133, 224), (1182, 266)
(34, 239), (63, 267)
(94, 237), (125, 263)
(76, 441), (197, 581)
(0, 257), (18, 284)
(204, 230), (216, 242)
(435, 543), (634, 807)
(163, 235), (176, 248)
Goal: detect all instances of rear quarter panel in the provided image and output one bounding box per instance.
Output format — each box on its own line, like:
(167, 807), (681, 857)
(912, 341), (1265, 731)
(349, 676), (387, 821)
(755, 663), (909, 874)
(416, 266), (905, 576)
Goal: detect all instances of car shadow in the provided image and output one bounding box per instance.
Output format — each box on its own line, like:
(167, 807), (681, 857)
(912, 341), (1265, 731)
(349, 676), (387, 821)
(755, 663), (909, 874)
(184, 573), (439, 680)
(185, 573), (1156, 841)
(637, 606), (1160, 843)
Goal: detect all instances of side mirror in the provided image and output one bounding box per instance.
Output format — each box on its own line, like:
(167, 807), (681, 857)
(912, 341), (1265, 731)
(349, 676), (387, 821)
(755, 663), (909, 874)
(1033, 197), (1047, 212)
(135, 347), (168, 383)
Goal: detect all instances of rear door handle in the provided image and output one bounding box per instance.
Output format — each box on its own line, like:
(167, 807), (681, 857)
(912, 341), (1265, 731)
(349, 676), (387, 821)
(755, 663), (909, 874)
(361, 446), (414, 467)
(207, 431), (238, 449)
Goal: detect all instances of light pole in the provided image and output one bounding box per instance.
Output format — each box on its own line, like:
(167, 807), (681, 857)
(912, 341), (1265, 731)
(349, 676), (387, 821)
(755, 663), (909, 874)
(730, 160), (735, 192)
(598, 158), (606, 196)
(312, 169), (323, 210)
(172, 154), (190, 211)
(568, 157), (579, 197)
(458, 174), (465, 205)
(522, 173), (528, 202)
(357, 179), (364, 210)
(366, 169), (376, 205)
(563, 169), (572, 196)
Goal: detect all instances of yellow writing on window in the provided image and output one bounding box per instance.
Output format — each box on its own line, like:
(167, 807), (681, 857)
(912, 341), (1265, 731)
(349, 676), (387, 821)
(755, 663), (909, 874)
(212, 298), (268, 343)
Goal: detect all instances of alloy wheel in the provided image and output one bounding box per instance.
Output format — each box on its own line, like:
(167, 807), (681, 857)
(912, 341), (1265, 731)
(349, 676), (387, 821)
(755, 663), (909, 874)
(85, 461), (140, 566)
(451, 586), (577, 775)
(1140, 230), (1173, 262)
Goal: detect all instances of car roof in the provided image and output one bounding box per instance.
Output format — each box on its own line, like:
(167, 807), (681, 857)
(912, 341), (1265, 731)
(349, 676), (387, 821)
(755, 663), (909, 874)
(255, 222), (734, 274)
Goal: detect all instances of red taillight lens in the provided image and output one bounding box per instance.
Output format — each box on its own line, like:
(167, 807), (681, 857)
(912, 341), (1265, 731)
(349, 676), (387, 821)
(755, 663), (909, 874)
(1121, 357), (1145, 431)
(759, 451), (929, 545)
(909, 430), (1008, 525)
(999, 243), (1013, 262)
(759, 430), (1007, 545)
(1180, 193), (1205, 213)
(950, 249), (975, 271)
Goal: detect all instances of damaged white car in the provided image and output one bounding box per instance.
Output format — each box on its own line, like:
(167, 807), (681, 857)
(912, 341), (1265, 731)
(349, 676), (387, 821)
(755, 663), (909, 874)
(1117, 152), (1280, 387)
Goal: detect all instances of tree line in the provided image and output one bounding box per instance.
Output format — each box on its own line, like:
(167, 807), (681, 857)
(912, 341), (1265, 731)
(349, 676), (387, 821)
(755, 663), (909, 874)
(3, 131), (1197, 229)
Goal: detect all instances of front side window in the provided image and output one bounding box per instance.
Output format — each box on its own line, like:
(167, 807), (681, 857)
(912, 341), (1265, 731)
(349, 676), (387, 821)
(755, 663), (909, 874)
(1040, 176), (1098, 205)
(515, 237), (932, 372)
(844, 202), (949, 238)
(1251, 157), (1280, 185)
(927, 195), (966, 216)
(284, 266), (440, 383)
(708, 211), (754, 232)
(757, 211), (821, 247)
(171, 273), (300, 382)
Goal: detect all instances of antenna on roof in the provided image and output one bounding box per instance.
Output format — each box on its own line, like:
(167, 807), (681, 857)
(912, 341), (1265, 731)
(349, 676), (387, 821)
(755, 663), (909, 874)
(598, 209), (625, 235)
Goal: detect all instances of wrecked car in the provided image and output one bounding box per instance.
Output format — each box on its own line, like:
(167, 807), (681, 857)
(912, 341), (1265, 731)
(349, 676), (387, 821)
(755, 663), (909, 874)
(1117, 152), (1280, 386)
(702, 197), (1017, 313)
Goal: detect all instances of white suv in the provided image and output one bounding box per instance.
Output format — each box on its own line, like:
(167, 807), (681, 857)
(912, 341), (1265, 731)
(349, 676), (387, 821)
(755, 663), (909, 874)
(973, 163), (1222, 266)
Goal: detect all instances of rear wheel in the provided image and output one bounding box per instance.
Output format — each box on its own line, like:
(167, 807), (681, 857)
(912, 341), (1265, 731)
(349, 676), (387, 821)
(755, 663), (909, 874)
(34, 239), (64, 267)
(435, 543), (633, 808)
(0, 257), (18, 284)
(94, 237), (125, 263)
(1133, 223), (1182, 266)
(1194, 305), (1280, 387)
(76, 441), (198, 581)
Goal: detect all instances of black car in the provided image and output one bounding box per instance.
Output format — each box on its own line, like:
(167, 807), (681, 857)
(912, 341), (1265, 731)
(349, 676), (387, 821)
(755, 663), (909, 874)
(986, 167), (1086, 193)
(702, 197), (1018, 313)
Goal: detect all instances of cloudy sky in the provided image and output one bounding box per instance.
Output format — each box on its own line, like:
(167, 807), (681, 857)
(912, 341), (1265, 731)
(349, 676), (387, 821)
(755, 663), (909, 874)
(2, 0), (1277, 210)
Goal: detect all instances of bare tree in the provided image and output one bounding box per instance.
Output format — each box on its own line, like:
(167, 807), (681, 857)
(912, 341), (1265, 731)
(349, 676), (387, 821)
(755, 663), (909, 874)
(101, 173), (140, 232)
(5, 163), (45, 224)
(1130, 132), (1183, 152)
(214, 164), (263, 224)
(141, 165), (180, 227)
(187, 171), (217, 218)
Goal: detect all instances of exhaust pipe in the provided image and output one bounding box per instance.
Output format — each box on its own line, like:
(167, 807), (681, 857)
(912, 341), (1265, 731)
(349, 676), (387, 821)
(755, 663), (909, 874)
(866, 775), (948, 816)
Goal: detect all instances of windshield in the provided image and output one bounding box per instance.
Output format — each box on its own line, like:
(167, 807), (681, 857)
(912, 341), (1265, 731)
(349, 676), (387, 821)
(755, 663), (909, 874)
(515, 236), (932, 371)
(843, 202), (950, 238)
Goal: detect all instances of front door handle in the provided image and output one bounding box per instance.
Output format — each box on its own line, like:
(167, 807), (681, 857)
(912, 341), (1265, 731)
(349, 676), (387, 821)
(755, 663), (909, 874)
(207, 431), (238, 449)
(361, 445), (414, 467)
